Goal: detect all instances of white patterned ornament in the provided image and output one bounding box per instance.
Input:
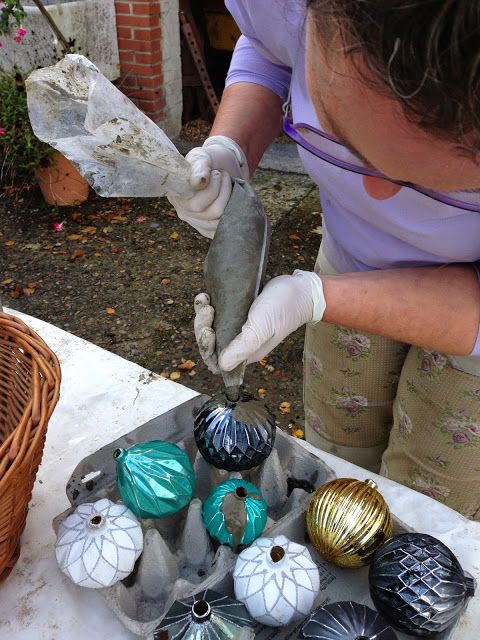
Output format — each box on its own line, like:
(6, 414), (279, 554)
(55, 498), (143, 588)
(233, 534), (320, 626)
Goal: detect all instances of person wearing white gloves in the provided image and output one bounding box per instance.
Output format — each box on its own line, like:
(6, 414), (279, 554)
(169, 0), (480, 520)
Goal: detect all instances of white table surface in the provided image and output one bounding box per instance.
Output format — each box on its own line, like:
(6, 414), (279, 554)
(0, 309), (479, 639)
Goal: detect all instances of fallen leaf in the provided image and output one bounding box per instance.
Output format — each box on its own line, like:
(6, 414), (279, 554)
(67, 234), (82, 241)
(69, 248), (85, 261)
(159, 371), (169, 378)
(108, 214), (126, 222)
(177, 360), (196, 371)
(188, 370), (197, 377)
(258, 356), (269, 366)
(136, 216), (147, 223)
(291, 427), (305, 439)
(23, 287), (36, 296)
(26, 281), (40, 289)
(310, 226), (323, 235)
(257, 388), (267, 398)
(5, 240), (15, 248)
(164, 209), (176, 218)
(161, 278), (171, 285)
(42, 244), (53, 250)
(103, 226), (112, 234)
(105, 307), (116, 315)
(169, 231), (179, 241)
(279, 401), (291, 415)
(71, 212), (82, 221)
(166, 299), (174, 305)
(110, 247), (120, 254)
(81, 226), (97, 235)
(1, 278), (14, 285)
(297, 256), (305, 263)
(170, 371), (181, 381)
(288, 234), (300, 241)
(10, 287), (21, 298)
(93, 252), (103, 257)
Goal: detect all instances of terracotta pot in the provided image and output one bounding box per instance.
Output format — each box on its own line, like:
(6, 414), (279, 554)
(36, 152), (89, 205)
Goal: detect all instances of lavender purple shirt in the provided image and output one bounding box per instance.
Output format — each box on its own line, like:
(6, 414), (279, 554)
(225, 0), (480, 355)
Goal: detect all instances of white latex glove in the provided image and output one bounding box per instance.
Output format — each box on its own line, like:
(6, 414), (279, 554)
(167, 135), (249, 239)
(194, 270), (326, 374)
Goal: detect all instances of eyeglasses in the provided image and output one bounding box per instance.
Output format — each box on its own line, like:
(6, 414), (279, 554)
(282, 109), (480, 213)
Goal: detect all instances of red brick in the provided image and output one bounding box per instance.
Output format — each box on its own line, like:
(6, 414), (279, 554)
(118, 38), (155, 52)
(134, 27), (161, 41)
(114, 2), (131, 15)
(116, 26), (132, 39)
(136, 75), (163, 89)
(135, 51), (162, 64)
(127, 89), (162, 101)
(132, 2), (160, 16)
(116, 14), (159, 28)
(120, 62), (159, 76)
(118, 51), (135, 62)
(117, 74), (139, 89)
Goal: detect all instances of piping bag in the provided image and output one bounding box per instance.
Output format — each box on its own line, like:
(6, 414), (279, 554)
(26, 55), (276, 456)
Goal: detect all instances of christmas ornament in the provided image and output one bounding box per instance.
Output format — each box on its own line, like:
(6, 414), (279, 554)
(114, 440), (195, 519)
(369, 532), (476, 636)
(202, 479), (267, 549)
(306, 478), (392, 568)
(233, 535), (320, 626)
(55, 498), (143, 588)
(153, 589), (255, 640)
(194, 392), (276, 471)
(299, 601), (398, 640)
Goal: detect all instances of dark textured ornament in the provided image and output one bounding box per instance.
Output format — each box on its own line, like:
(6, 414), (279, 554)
(306, 478), (392, 568)
(202, 479), (267, 549)
(299, 601), (398, 640)
(153, 588), (255, 640)
(114, 440), (195, 519)
(194, 391), (276, 471)
(369, 532), (476, 636)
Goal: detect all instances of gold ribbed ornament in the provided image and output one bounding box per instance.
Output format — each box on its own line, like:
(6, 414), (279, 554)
(306, 478), (392, 569)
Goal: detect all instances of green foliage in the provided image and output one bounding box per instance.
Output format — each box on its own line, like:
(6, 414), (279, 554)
(0, 1), (25, 36)
(0, 67), (54, 185)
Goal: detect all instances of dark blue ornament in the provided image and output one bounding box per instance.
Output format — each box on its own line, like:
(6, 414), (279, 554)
(299, 601), (398, 640)
(369, 532), (475, 636)
(194, 392), (275, 471)
(153, 589), (255, 640)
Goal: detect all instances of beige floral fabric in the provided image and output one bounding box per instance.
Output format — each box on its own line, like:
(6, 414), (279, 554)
(304, 246), (480, 520)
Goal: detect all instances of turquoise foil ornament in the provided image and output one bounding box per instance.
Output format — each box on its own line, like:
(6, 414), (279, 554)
(114, 440), (195, 519)
(202, 479), (267, 549)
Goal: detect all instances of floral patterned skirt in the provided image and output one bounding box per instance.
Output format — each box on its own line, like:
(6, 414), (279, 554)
(304, 247), (480, 520)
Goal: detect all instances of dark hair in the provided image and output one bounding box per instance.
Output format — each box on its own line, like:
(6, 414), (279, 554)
(307, 1), (480, 152)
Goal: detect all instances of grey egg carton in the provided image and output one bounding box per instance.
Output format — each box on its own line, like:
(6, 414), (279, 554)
(53, 394), (336, 637)
(53, 394), (470, 639)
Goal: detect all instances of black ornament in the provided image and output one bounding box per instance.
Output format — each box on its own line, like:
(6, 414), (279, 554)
(194, 392), (276, 471)
(153, 589), (255, 640)
(298, 601), (398, 640)
(369, 533), (476, 636)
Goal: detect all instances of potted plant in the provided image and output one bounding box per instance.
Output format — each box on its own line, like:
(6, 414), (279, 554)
(0, 2), (89, 205)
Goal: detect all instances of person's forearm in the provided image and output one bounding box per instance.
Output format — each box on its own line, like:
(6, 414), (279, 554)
(320, 265), (480, 355)
(210, 82), (283, 174)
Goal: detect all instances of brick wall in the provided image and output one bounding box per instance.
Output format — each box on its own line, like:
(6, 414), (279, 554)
(114, 0), (182, 136)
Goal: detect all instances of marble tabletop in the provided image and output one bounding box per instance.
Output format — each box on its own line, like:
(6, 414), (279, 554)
(0, 309), (479, 639)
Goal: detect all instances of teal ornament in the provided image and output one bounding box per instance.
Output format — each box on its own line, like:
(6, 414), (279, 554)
(114, 441), (195, 519)
(202, 479), (267, 549)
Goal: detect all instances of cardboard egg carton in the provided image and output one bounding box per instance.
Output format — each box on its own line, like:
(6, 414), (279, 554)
(54, 394), (470, 639)
(53, 394), (337, 637)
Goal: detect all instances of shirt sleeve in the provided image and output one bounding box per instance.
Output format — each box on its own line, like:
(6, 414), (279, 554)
(470, 262), (480, 356)
(224, 0), (292, 101)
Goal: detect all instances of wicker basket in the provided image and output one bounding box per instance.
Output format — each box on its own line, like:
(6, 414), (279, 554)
(0, 312), (61, 582)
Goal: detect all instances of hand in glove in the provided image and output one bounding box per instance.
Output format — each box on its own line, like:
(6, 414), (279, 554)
(168, 135), (249, 239)
(194, 270), (326, 373)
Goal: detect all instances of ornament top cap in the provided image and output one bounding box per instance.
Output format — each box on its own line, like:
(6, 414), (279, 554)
(365, 479), (377, 490)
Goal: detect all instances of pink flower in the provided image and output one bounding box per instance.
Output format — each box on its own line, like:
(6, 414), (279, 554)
(17, 28), (27, 37)
(136, 216), (146, 223)
(0, 127), (6, 136)
(53, 222), (64, 232)
(452, 431), (471, 444)
(13, 36), (22, 43)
